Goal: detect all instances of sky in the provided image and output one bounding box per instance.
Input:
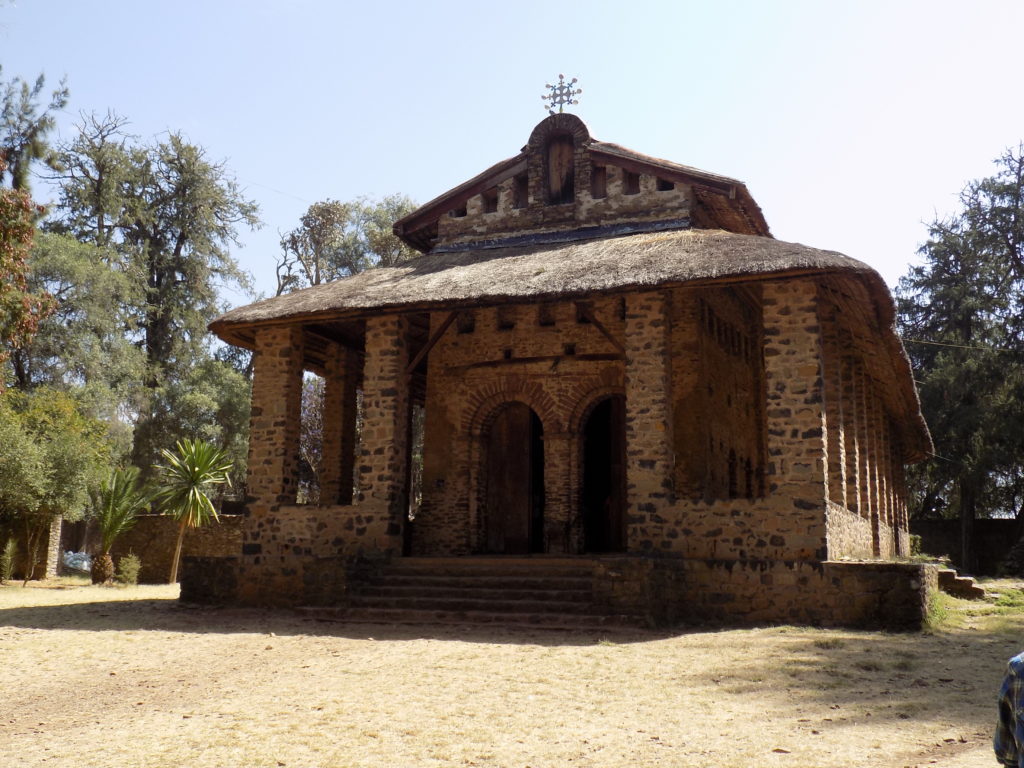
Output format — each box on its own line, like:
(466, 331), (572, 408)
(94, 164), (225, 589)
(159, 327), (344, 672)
(3, 0), (1024, 308)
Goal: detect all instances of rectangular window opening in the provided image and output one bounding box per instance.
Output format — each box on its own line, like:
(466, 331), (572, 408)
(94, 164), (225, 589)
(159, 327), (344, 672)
(482, 187), (498, 214)
(537, 304), (556, 327)
(497, 305), (516, 331)
(449, 205), (467, 218)
(456, 310), (476, 334)
(656, 177), (674, 192)
(624, 171), (641, 195)
(299, 371), (325, 506)
(591, 165), (607, 199)
(512, 173), (528, 209)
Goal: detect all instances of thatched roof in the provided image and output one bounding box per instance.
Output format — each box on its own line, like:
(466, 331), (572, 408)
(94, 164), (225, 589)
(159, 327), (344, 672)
(213, 229), (866, 330)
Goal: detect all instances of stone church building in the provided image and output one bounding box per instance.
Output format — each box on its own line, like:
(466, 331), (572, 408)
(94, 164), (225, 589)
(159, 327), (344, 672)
(198, 114), (934, 628)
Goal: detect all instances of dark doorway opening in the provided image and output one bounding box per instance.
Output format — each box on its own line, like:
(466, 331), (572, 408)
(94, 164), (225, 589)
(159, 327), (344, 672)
(485, 403), (545, 554)
(582, 396), (626, 552)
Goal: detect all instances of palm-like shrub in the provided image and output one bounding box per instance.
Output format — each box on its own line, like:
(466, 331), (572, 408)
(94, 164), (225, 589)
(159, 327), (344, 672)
(91, 466), (151, 584)
(153, 439), (232, 584)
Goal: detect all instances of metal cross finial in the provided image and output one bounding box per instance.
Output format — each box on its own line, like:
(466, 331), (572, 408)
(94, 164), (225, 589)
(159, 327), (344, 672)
(542, 74), (582, 115)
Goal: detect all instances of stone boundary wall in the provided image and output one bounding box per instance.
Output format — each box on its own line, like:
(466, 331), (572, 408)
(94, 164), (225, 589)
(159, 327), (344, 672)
(61, 515), (243, 583)
(912, 518), (1019, 575)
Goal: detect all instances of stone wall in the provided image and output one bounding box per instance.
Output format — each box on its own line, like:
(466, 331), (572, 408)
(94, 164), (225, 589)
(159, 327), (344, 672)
(588, 556), (934, 630)
(60, 515), (244, 584)
(673, 285), (765, 501)
(416, 294), (626, 555)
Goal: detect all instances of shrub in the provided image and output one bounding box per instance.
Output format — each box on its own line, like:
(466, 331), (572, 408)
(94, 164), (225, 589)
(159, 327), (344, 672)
(115, 553), (141, 586)
(909, 534), (922, 556)
(0, 538), (16, 583)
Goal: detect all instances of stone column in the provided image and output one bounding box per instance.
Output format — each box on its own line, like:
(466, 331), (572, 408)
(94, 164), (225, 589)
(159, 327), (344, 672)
(356, 314), (410, 553)
(43, 514), (62, 578)
(820, 302), (846, 509)
(543, 432), (574, 553)
(246, 326), (304, 507)
(761, 279), (829, 561)
(237, 325), (304, 605)
(841, 355), (862, 517)
(624, 290), (674, 552)
(864, 382), (882, 556)
(319, 343), (360, 506)
(855, 365), (877, 554)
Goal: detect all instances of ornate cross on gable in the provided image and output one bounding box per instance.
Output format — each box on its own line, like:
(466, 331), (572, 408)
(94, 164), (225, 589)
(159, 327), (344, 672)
(542, 75), (582, 115)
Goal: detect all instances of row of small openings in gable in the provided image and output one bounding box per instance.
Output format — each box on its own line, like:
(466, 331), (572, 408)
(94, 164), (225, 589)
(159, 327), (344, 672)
(448, 174), (530, 219)
(590, 165), (675, 199)
(456, 300), (626, 334)
(446, 167), (679, 219)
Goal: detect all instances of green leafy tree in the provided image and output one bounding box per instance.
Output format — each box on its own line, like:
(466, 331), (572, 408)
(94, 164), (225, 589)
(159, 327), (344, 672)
(276, 194), (417, 294)
(898, 145), (1024, 570)
(6, 232), (144, 427)
(51, 114), (260, 469)
(90, 466), (151, 584)
(153, 439), (232, 584)
(0, 67), (69, 192)
(136, 358), (251, 491)
(0, 388), (112, 581)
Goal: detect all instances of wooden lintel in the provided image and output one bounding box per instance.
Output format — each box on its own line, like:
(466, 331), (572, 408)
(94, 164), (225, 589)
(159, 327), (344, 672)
(404, 311), (457, 376)
(575, 301), (625, 355)
(449, 352), (623, 374)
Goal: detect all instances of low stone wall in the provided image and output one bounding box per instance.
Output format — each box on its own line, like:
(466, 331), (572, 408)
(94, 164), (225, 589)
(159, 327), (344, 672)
(590, 556), (934, 630)
(672, 558), (935, 630)
(911, 518), (1019, 575)
(62, 515), (243, 583)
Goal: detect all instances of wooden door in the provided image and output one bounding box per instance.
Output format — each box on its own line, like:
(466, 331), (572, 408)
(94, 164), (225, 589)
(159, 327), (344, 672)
(486, 403), (533, 554)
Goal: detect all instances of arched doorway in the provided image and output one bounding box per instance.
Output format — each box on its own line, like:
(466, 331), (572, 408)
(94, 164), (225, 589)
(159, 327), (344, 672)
(582, 395), (626, 552)
(485, 402), (545, 554)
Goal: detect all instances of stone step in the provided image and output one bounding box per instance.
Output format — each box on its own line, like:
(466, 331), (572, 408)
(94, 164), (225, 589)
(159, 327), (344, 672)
(381, 558), (595, 579)
(348, 594), (606, 614)
(367, 574), (594, 591)
(937, 568), (986, 600)
(301, 606), (647, 631)
(358, 584), (594, 602)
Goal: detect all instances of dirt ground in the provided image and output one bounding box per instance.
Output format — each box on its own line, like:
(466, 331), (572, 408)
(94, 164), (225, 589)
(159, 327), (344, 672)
(1, 577), (1020, 768)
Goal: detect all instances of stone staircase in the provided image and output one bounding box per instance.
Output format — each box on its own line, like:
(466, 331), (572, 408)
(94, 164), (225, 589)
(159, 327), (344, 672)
(305, 557), (648, 630)
(937, 568), (986, 600)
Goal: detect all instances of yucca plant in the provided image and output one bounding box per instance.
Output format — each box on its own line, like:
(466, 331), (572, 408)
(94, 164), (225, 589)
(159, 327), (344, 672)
(153, 439), (232, 584)
(91, 466), (151, 584)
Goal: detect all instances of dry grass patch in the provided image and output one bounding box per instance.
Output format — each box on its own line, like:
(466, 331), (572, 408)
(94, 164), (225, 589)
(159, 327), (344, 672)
(1, 576), (1020, 767)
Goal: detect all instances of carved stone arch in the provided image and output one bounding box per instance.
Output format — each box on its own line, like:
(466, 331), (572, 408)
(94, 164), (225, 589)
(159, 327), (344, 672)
(465, 379), (564, 438)
(524, 114), (593, 209)
(567, 384), (626, 437)
(526, 113), (592, 150)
